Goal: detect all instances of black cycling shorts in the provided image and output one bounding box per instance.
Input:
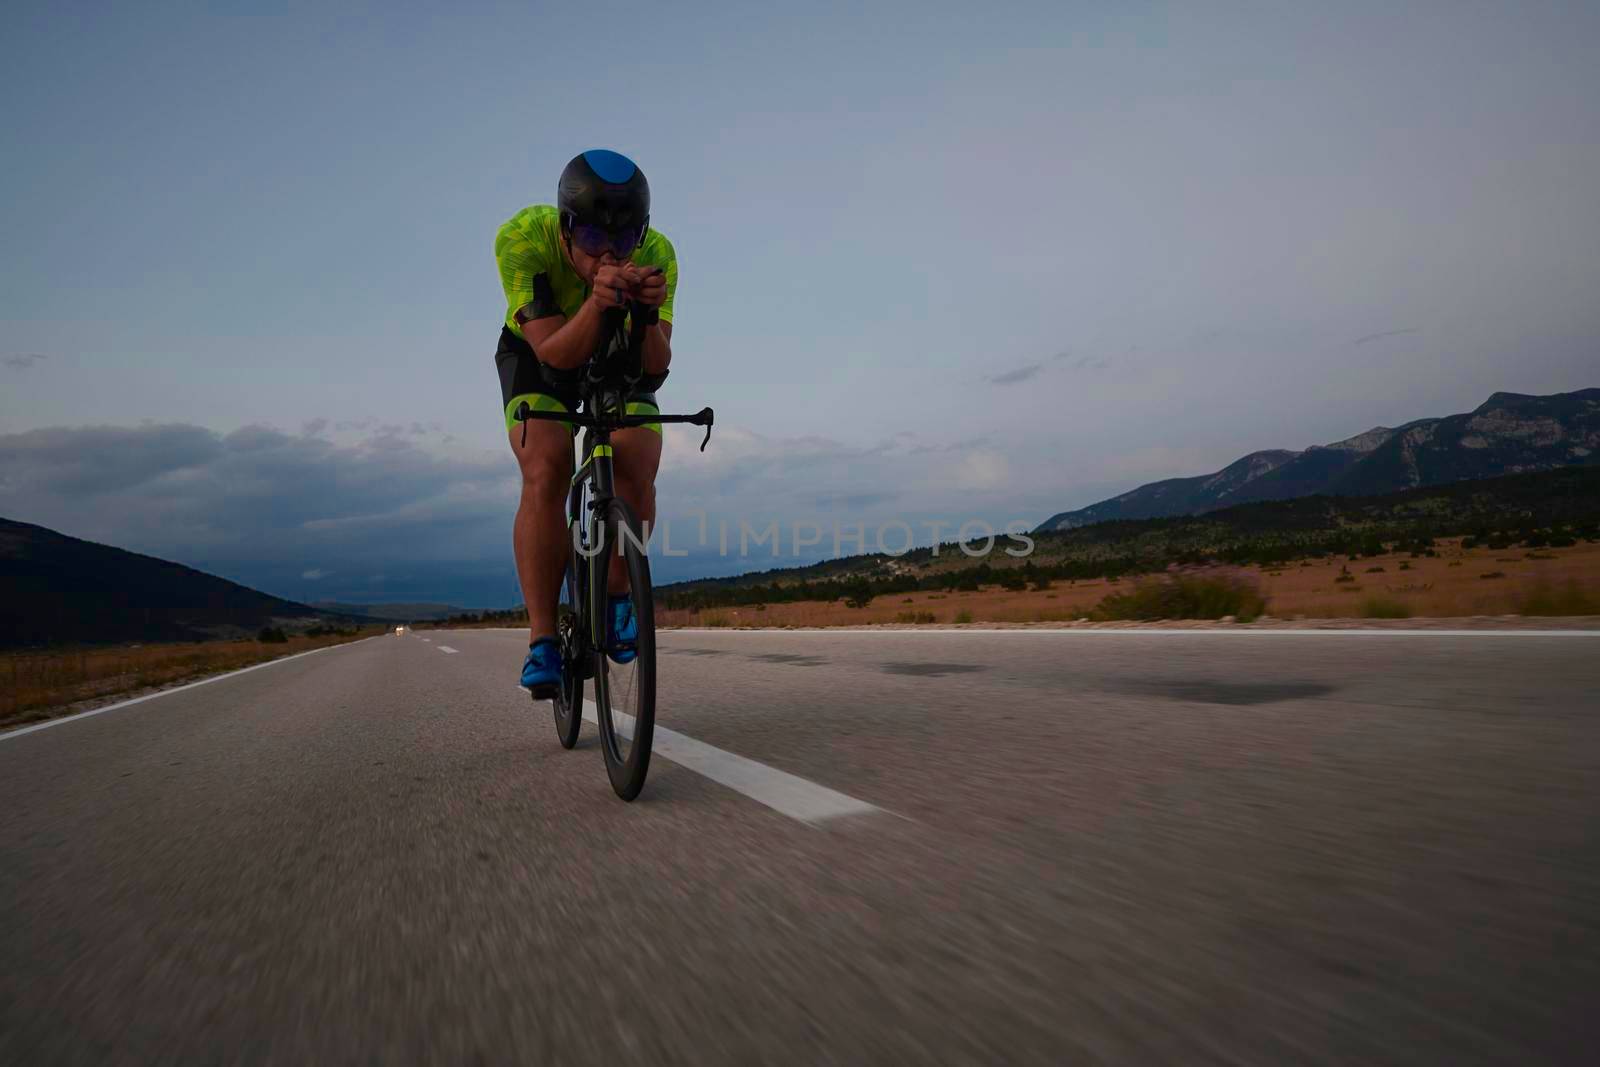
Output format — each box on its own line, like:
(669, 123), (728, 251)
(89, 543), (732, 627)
(495, 326), (661, 435)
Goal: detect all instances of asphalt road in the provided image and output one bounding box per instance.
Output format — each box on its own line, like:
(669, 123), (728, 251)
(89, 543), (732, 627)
(2, 627), (1596, 1065)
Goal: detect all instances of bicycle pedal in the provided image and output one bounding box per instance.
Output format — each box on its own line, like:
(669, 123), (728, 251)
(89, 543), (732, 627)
(527, 683), (559, 701)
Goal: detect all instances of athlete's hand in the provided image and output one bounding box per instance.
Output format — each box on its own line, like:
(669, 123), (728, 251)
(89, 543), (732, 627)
(587, 257), (633, 312)
(628, 266), (667, 309)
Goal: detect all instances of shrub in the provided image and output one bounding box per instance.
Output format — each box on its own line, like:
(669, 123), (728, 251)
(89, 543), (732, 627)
(1480, 571), (1506, 580)
(1519, 579), (1600, 616)
(1334, 566), (1356, 584)
(1361, 597), (1412, 619)
(1031, 578), (1053, 591)
(895, 611), (938, 624)
(1090, 569), (1266, 622)
(841, 580), (875, 609)
(257, 626), (289, 643)
(1398, 561), (1412, 571)
(703, 613), (731, 628)
(1365, 566), (1385, 573)
(953, 610), (974, 624)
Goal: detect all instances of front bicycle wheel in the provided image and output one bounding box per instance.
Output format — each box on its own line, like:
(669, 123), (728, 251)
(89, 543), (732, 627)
(551, 535), (585, 750)
(591, 497), (656, 801)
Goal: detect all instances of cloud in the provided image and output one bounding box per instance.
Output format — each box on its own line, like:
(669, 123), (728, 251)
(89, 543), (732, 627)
(950, 450), (1009, 491)
(812, 491), (899, 511)
(4, 353), (49, 370)
(1, 415), (1040, 602)
(1349, 327), (1420, 347)
(0, 423), (225, 495)
(985, 363), (1043, 385)
(0, 420), (518, 604)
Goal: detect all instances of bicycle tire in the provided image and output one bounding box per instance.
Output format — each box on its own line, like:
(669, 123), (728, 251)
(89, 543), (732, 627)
(591, 497), (656, 801)
(551, 537), (585, 750)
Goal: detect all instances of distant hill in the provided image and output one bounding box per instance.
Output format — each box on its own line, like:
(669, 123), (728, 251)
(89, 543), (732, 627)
(311, 601), (465, 622)
(657, 465), (1600, 610)
(1037, 388), (1600, 531)
(0, 517), (367, 648)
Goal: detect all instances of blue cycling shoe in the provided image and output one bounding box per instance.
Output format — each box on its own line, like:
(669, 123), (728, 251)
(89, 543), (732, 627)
(608, 595), (638, 664)
(521, 637), (562, 693)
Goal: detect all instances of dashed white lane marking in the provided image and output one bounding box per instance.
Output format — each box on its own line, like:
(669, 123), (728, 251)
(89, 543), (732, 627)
(436, 645), (459, 654)
(420, 637), (431, 642)
(512, 687), (881, 825)
(1, 639), (379, 742)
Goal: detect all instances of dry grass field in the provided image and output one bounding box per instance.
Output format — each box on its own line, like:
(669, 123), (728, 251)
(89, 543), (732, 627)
(1, 628), (380, 731)
(654, 538), (1600, 628)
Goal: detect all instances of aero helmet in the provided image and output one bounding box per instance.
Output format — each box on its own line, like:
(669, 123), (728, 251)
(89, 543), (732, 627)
(557, 149), (650, 256)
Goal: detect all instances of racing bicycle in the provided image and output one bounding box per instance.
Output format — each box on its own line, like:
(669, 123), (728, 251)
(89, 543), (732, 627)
(513, 304), (713, 800)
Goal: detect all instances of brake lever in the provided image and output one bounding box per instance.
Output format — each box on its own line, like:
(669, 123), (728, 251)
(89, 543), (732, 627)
(697, 406), (715, 452)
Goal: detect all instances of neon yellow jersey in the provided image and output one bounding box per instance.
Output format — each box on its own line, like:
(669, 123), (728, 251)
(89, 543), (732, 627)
(495, 204), (678, 338)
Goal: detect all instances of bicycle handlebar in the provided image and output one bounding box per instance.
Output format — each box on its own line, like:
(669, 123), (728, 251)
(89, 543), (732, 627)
(515, 402), (715, 451)
(513, 293), (714, 451)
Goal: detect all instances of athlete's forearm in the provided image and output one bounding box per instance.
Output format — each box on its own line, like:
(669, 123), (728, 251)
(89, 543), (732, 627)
(529, 300), (607, 370)
(641, 323), (671, 376)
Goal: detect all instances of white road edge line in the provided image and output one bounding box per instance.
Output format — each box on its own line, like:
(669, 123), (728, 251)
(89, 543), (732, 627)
(2, 638), (380, 742)
(511, 687), (880, 826)
(660, 627), (1600, 637)
(436, 645), (459, 654)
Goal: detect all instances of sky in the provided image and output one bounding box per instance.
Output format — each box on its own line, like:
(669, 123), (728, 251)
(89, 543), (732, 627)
(3, 1), (1598, 607)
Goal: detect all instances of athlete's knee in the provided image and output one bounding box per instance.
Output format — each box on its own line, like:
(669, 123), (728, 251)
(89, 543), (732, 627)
(614, 470), (657, 512)
(518, 450), (568, 504)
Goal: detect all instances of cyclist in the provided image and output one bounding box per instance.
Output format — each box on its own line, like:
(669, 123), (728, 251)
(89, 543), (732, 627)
(494, 149), (677, 693)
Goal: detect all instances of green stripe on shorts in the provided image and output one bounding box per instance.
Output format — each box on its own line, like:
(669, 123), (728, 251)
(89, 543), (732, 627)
(626, 399), (662, 434)
(505, 392), (571, 434)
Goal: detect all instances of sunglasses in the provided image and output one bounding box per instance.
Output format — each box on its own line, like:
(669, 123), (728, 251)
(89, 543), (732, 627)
(568, 221), (646, 259)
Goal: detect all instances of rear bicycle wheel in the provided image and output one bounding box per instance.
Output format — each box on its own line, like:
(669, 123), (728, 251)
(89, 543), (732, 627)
(591, 497), (656, 801)
(551, 535), (585, 750)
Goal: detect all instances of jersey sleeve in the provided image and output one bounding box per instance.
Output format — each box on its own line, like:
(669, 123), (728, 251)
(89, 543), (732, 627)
(495, 217), (562, 334)
(653, 233), (679, 325)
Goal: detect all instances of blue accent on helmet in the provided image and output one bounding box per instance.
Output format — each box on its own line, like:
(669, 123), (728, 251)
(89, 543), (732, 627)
(583, 149), (637, 184)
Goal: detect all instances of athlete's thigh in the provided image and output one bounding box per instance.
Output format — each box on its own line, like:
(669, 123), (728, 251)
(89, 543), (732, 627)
(508, 417), (573, 484)
(610, 425), (662, 487)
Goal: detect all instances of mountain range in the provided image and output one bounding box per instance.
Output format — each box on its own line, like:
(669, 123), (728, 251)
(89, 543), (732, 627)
(1037, 388), (1600, 531)
(0, 517), (368, 648)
